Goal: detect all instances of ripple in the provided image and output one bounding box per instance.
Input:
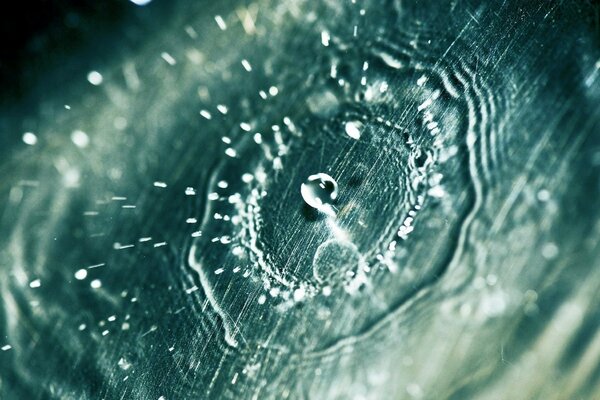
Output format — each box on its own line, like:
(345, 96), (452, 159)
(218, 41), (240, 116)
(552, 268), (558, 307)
(186, 11), (504, 352)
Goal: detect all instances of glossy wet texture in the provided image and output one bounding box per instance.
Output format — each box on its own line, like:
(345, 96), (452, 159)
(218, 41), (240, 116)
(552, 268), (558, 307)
(1, 0), (600, 399)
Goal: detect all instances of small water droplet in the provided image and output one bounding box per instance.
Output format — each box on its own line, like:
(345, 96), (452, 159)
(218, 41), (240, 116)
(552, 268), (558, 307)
(300, 173), (338, 216)
(87, 71), (103, 86)
(118, 357), (132, 370)
(344, 120), (362, 140)
(22, 132), (38, 145)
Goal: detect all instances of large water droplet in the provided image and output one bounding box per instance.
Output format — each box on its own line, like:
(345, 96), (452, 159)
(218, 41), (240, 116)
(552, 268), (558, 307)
(312, 239), (360, 285)
(300, 173), (338, 217)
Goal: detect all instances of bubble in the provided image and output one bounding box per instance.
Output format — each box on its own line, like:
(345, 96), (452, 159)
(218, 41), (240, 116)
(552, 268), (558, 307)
(300, 173), (338, 217)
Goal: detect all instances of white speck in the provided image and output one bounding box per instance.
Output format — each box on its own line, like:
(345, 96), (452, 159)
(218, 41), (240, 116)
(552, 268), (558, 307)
(118, 357), (132, 370)
(185, 285), (198, 294)
(293, 287), (306, 302)
(417, 75), (428, 86)
(380, 82), (389, 93)
(418, 98), (432, 111)
(379, 52), (403, 69)
(208, 192), (219, 200)
(225, 148), (237, 157)
(139, 237), (152, 242)
(268, 86), (279, 96)
(114, 243), (135, 249)
(321, 31), (330, 46)
(74, 269), (88, 280)
(241, 59), (252, 72)
(214, 268), (225, 275)
(322, 286), (332, 296)
(90, 279), (102, 289)
(161, 52), (177, 65)
(199, 110), (212, 119)
(108, 315), (116, 322)
(22, 132), (38, 145)
(217, 104), (228, 114)
(64, 105), (71, 109)
(486, 274), (498, 286)
(215, 15), (227, 30)
(240, 122), (251, 131)
(87, 71), (103, 85)
(344, 121), (362, 140)
(186, 217), (198, 224)
(537, 189), (550, 202)
(130, 0), (152, 5)
(102, 330), (109, 336)
(217, 180), (229, 189)
(153, 181), (167, 188)
(222, 136), (231, 144)
(153, 242), (167, 248)
(191, 231), (202, 238)
(242, 173), (253, 183)
(184, 26), (197, 38)
(78, 324), (86, 331)
(185, 187), (196, 196)
(428, 186), (445, 198)
(122, 322), (130, 330)
(1, 344), (12, 351)
(253, 133), (263, 144)
(114, 117), (128, 130)
(88, 263), (105, 269)
(406, 383), (424, 398)
(71, 130), (90, 148)
(542, 242), (559, 260)
(29, 279), (41, 288)
(258, 294), (267, 304)
(259, 90), (268, 99)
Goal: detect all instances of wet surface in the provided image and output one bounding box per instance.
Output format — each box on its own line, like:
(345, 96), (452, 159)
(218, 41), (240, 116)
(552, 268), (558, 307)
(1, 0), (600, 398)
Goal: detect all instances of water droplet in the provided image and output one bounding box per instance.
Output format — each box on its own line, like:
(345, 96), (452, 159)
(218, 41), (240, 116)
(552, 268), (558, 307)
(90, 279), (102, 289)
(118, 357), (132, 370)
(344, 120), (362, 140)
(300, 173), (338, 216)
(86, 71), (103, 86)
(29, 279), (41, 288)
(313, 239), (360, 284)
(22, 132), (37, 145)
(70, 130), (89, 148)
(74, 269), (87, 280)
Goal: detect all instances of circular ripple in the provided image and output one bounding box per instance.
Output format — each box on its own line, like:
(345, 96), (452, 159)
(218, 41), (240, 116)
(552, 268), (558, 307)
(188, 17), (499, 351)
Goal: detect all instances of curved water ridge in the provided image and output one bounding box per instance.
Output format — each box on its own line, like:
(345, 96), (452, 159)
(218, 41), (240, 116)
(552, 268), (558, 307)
(188, 8), (506, 352)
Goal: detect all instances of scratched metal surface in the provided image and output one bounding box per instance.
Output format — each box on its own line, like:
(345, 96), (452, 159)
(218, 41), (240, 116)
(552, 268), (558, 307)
(1, 0), (600, 399)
